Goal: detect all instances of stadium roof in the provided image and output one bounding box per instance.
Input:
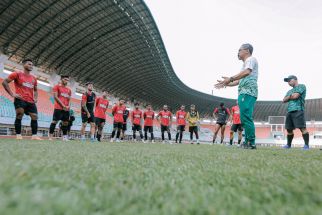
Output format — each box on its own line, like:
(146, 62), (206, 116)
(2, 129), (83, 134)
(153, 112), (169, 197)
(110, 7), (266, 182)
(0, 0), (322, 121)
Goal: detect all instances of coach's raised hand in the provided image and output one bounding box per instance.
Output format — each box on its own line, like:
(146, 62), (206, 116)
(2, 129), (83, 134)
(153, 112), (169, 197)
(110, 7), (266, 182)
(215, 76), (230, 89)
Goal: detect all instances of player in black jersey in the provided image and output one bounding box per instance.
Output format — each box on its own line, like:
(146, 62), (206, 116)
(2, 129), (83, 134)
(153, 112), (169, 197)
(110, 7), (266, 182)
(80, 82), (96, 142)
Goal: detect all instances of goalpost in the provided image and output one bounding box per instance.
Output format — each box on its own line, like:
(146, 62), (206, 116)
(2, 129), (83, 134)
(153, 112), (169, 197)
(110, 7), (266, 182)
(268, 116), (286, 139)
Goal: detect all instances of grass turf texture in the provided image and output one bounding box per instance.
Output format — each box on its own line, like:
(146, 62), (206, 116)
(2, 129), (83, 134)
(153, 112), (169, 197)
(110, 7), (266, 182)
(0, 139), (322, 215)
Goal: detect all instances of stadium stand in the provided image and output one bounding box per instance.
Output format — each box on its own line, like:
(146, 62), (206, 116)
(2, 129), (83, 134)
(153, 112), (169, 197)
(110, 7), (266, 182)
(0, 0), (322, 145)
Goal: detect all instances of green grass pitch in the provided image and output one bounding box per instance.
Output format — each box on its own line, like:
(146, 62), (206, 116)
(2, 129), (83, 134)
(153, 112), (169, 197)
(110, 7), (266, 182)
(0, 139), (322, 215)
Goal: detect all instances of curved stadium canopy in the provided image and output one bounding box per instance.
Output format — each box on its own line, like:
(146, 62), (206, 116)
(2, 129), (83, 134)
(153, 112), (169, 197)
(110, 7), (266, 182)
(0, 0), (321, 121)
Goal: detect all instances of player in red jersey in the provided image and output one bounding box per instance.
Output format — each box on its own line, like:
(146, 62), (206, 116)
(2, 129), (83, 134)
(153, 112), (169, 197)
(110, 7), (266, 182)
(143, 104), (155, 143)
(2, 59), (41, 140)
(48, 75), (72, 141)
(131, 103), (144, 142)
(111, 99), (126, 142)
(229, 101), (243, 146)
(157, 105), (173, 143)
(175, 105), (187, 144)
(94, 90), (109, 142)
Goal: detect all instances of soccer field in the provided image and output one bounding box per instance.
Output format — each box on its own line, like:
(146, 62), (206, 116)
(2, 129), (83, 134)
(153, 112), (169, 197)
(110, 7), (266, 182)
(0, 139), (322, 215)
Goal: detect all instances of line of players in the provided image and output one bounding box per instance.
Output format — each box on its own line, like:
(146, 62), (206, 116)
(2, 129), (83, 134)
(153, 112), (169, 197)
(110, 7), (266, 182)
(78, 81), (202, 143)
(1, 60), (202, 143)
(52, 79), (205, 143)
(2, 59), (244, 144)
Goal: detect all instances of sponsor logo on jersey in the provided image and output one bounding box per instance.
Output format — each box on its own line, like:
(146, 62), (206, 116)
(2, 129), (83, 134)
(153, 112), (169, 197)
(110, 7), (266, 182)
(100, 104), (107, 108)
(61, 93), (70, 98)
(22, 82), (34, 88)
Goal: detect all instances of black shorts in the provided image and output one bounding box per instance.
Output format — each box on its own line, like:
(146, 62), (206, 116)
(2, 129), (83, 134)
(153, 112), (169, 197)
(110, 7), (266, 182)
(177, 125), (185, 132)
(14, 98), (37, 115)
(161, 125), (170, 132)
(95, 117), (106, 126)
(113, 122), (123, 129)
(216, 122), (226, 127)
(144, 126), (153, 133)
(53, 109), (70, 122)
(82, 112), (95, 123)
(285, 110), (306, 130)
(189, 126), (198, 133)
(132, 124), (142, 131)
(231, 124), (243, 132)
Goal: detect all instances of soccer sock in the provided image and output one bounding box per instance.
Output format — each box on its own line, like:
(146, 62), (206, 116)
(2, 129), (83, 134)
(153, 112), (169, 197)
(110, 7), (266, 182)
(238, 139), (241, 145)
(97, 134), (101, 141)
(31, 120), (38, 135)
(287, 134), (294, 146)
(116, 130), (120, 139)
(168, 132), (171, 140)
(91, 134), (94, 139)
(61, 125), (68, 136)
(190, 132), (193, 141)
(49, 123), (56, 134)
(151, 133), (154, 140)
(179, 132), (183, 142)
(162, 132), (165, 140)
(111, 130), (116, 138)
(14, 118), (22, 135)
(195, 131), (199, 140)
(144, 131), (148, 140)
(139, 131), (143, 139)
(133, 132), (136, 139)
(230, 139), (233, 145)
(176, 133), (179, 142)
(302, 133), (309, 146)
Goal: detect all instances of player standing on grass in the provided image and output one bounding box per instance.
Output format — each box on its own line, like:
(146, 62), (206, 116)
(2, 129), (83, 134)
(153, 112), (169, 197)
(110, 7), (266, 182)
(229, 101), (243, 146)
(186, 104), (200, 144)
(48, 75), (71, 141)
(213, 103), (230, 144)
(121, 106), (130, 141)
(131, 103), (144, 142)
(94, 90), (109, 142)
(157, 105), (172, 143)
(111, 99), (126, 142)
(175, 105), (187, 144)
(80, 82), (96, 142)
(215, 43), (258, 149)
(143, 104), (155, 143)
(282, 75), (309, 150)
(2, 59), (42, 140)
